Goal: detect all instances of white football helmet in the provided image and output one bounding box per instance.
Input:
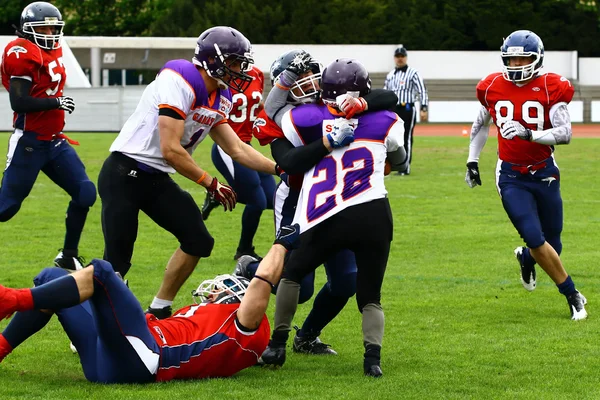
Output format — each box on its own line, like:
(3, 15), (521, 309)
(192, 274), (250, 305)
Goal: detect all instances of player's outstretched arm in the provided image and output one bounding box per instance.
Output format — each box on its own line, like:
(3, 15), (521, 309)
(236, 224), (300, 330)
(210, 123), (277, 175)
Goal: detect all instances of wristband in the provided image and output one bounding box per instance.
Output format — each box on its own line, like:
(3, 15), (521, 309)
(253, 274), (275, 289)
(196, 171), (207, 185)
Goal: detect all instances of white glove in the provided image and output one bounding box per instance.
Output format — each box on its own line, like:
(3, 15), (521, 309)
(57, 96), (75, 114)
(327, 118), (356, 148)
(500, 121), (532, 141)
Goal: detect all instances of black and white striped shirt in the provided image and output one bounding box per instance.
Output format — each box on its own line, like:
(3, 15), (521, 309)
(383, 65), (428, 109)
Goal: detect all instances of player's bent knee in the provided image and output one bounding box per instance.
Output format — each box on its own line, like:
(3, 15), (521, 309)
(329, 277), (357, 298)
(0, 203), (21, 222)
(298, 285), (315, 304)
(180, 235), (214, 258)
(33, 267), (70, 286)
(75, 181), (97, 208)
(89, 258), (117, 282)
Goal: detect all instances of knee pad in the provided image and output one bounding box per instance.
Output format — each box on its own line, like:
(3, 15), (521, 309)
(519, 225), (545, 249)
(90, 258), (116, 282)
(33, 267), (69, 286)
(180, 234), (214, 258)
(75, 180), (97, 208)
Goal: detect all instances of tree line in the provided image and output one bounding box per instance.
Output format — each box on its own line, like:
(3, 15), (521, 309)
(0, 0), (599, 56)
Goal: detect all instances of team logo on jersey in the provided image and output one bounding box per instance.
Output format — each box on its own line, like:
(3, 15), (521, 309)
(253, 118), (266, 132)
(219, 96), (232, 114)
(7, 46), (27, 59)
(153, 326), (167, 345)
(532, 87), (540, 91)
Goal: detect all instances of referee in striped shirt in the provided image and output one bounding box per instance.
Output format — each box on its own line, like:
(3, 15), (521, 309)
(384, 45), (428, 175)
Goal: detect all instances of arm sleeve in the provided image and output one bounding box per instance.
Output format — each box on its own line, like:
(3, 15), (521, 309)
(363, 89), (398, 111)
(467, 106), (492, 163)
(264, 70), (298, 124)
(270, 137), (330, 174)
(8, 78), (59, 113)
(412, 71), (428, 108)
(155, 69), (195, 119)
(530, 103), (571, 145)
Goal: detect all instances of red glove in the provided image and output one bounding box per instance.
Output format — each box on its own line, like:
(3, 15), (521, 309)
(337, 94), (367, 119)
(207, 177), (237, 211)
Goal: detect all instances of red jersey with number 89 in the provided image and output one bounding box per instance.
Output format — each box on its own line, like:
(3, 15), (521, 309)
(476, 72), (574, 165)
(228, 66), (264, 142)
(1, 38), (66, 138)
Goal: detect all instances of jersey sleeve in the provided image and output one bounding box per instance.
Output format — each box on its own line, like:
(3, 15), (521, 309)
(253, 110), (285, 146)
(255, 67), (265, 93)
(475, 73), (501, 108)
(215, 90), (233, 125)
(155, 68), (196, 119)
(280, 109), (308, 147)
(2, 42), (42, 81)
(384, 114), (404, 151)
(546, 74), (574, 105)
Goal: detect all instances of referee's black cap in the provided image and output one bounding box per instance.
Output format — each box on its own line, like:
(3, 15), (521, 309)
(394, 46), (407, 57)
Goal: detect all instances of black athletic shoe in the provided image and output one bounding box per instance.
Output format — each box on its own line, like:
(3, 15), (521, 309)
(233, 246), (263, 261)
(566, 290), (588, 321)
(257, 341), (286, 367)
(201, 190), (221, 221)
(292, 326), (337, 355)
(514, 246), (536, 292)
(233, 255), (259, 278)
(145, 305), (172, 320)
(54, 250), (85, 271)
(363, 344), (383, 378)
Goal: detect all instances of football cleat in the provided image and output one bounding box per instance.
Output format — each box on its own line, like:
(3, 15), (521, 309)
(201, 190), (221, 221)
(233, 247), (263, 261)
(292, 327), (337, 355)
(363, 344), (383, 378)
(257, 342), (286, 367)
(232, 255), (259, 278)
(566, 290), (588, 321)
(145, 305), (172, 320)
(514, 246), (536, 291)
(54, 250), (85, 271)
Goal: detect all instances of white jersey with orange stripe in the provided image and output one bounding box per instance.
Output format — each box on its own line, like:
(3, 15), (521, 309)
(110, 59), (233, 173)
(280, 103), (403, 233)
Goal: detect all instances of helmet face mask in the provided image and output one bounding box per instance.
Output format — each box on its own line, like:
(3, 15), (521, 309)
(501, 30), (544, 83)
(192, 274), (250, 305)
(20, 2), (64, 50)
(193, 27), (254, 92)
(270, 49), (322, 105)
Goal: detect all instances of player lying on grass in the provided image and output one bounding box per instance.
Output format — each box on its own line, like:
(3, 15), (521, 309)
(0, 224), (299, 383)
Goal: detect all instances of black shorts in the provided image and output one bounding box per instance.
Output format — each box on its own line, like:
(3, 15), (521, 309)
(283, 198), (393, 309)
(98, 152), (214, 275)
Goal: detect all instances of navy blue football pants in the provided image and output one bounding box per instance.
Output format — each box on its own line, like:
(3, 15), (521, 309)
(34, 261), (159, 383)
(497, 156), (563, 254)
(0, 130), (96, 248)
(211, 143), (276, 252)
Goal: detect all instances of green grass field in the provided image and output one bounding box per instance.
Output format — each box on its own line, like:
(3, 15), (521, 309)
(1, 132), (599, 400)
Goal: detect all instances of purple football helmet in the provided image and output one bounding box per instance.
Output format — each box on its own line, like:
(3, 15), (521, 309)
(192, 26), (254, 92)
(321, 58), (371, 107)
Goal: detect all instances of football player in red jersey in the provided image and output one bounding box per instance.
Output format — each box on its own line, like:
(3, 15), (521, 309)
(465, 30), (587, 320)
(0, 2), (96, 270)
(0, 224), (299, 383)
(201, 65), (278, 261)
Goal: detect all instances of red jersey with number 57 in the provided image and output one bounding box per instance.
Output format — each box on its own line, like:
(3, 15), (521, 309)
(476, 72), (574, 165)
(1, 38), (66, 138)
(147, 303), (270, 381)
(228, 66), (264, 142)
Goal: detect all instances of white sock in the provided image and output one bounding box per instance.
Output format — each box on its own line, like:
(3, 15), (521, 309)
(150, 297), (173, 309)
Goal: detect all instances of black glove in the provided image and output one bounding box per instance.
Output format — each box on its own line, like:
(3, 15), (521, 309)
(465, 162), (482, 188)
(285, 51), (313, 75)
(57, 96), (75, 114)
(274, 223), (300, 251)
